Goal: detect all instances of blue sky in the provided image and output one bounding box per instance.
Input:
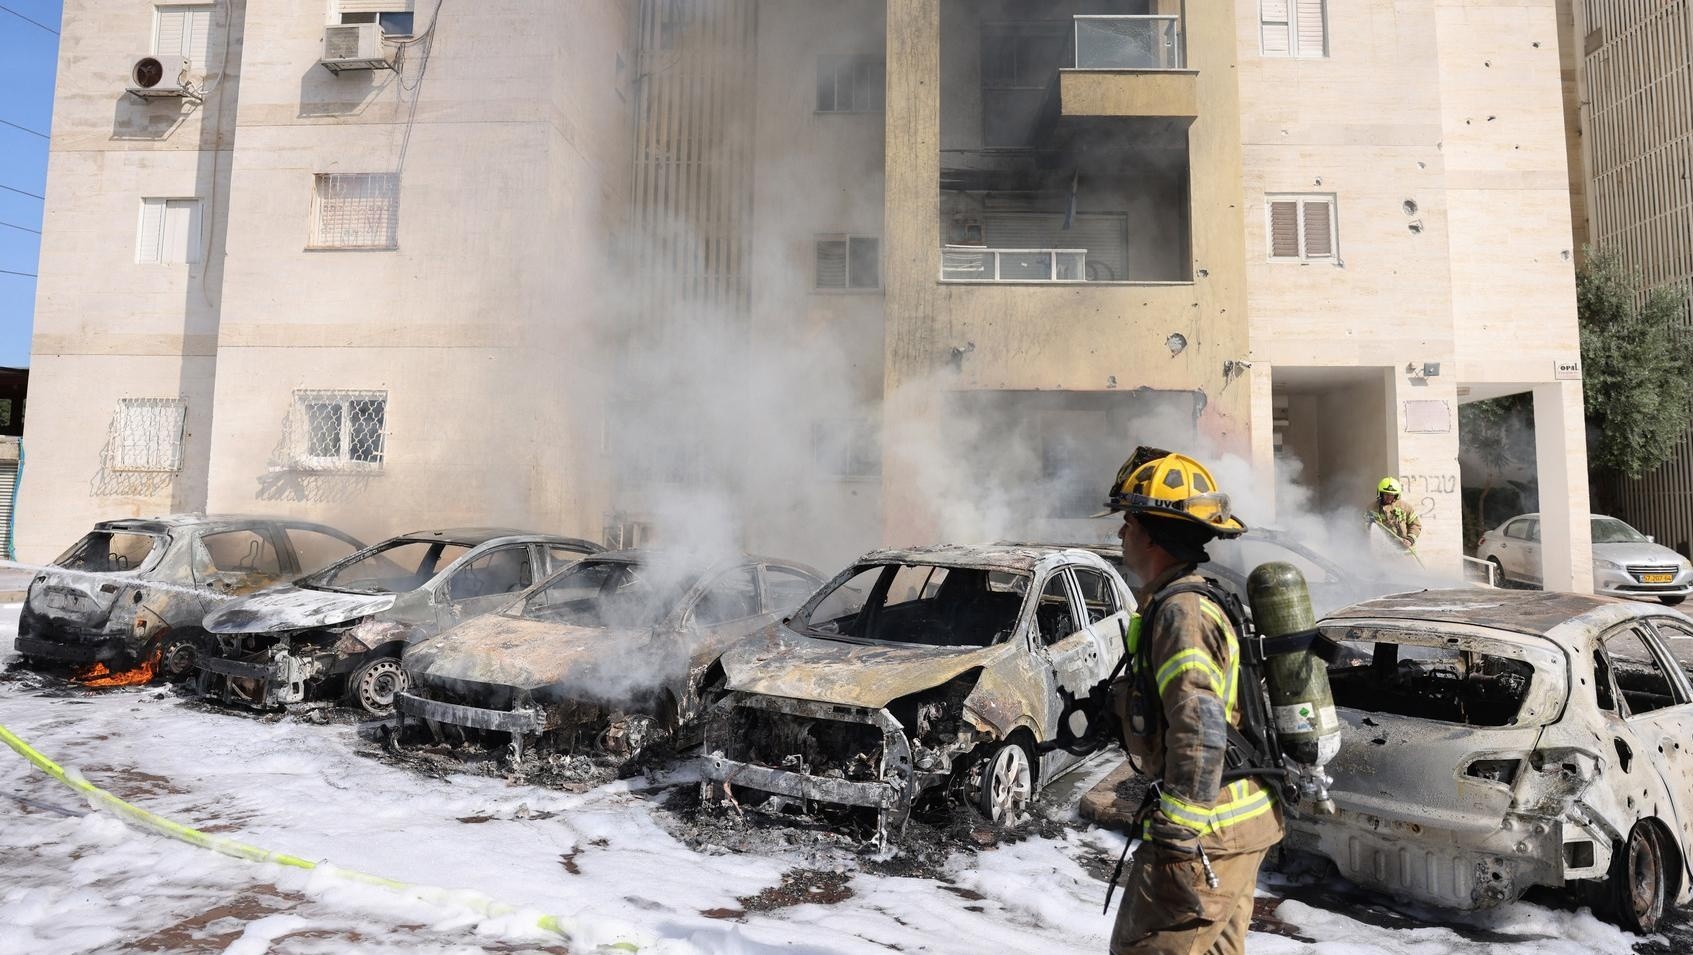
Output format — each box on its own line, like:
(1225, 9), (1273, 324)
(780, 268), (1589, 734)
(0, 1), (61, 368)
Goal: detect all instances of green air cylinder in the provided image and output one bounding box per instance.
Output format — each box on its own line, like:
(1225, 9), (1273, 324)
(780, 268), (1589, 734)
(1246, 562), (1342, 769)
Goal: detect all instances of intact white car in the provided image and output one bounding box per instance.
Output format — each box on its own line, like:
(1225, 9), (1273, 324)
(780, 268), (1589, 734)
(1476, 513), (1693, 605)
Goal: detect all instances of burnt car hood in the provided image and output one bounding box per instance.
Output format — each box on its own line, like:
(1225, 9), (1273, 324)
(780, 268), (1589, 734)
(204, 586), (398, 634)
(405, 614), (659, 695)
(719, 630), (1010, 709)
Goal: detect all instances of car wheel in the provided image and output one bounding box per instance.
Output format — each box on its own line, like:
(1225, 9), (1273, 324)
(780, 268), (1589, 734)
(347, 657), (409, 716)
(157, 635), (204, 682)
(972, 740), (1034, 825)
(1608, 822), (1669, 934)
(1661, 595), (1686, 606)
(1487, 557), (1507, 587)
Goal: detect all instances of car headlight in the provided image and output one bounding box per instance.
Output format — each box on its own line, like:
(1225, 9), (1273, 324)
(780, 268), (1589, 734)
(1594, 559), (1621, 570)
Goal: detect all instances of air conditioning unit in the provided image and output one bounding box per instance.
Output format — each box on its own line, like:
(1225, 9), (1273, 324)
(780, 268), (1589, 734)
(126, 54), (197, 99)
(321, 23), (395, 73)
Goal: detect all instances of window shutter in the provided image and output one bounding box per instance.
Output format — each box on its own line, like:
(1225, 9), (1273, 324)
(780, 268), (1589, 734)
(1294, 0), (1327, 57)
(339, 0), (415, 13)
(137, 199), (165, 264)
(1261, 0), (1292, 56)
(816, 239), (847, 288)
(1268, 201), (1300, 257)
(162, 199), (199, 264)
(155, 8), (186, 55)
(1302, 200), (1334, 257)
(186, 7), (213, 66)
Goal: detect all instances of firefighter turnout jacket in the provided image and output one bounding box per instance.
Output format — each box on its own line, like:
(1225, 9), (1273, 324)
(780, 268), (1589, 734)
(1370, 500), (1422, 547)
(1116, 565), (1284, 858)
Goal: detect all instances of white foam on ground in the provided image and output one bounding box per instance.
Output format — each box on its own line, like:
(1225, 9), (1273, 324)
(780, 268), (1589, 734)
(0, 611), (1675, 953)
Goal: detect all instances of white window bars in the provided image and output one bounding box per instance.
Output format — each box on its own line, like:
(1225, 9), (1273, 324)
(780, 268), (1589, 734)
(1073, 13), (1185, 70)
(310, 173), (399, 250)
(291, 389), (387, 471)
(942, 246), (1088, 282)
(108, 397), (187, 473)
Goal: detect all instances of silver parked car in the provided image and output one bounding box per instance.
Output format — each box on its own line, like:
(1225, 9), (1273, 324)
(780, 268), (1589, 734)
(1476, 513), (1693, 604)
(196, 529), (600, 713)
(1284, 588), (1693, 933)
(14, 515), (365, 681)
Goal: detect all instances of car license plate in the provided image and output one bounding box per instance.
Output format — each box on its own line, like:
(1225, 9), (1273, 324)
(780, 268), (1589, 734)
(1643, 573), (1675, 584)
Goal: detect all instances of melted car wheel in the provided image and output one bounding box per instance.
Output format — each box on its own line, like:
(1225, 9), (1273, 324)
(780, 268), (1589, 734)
(158, 636), (202, 682)
(348, 658), (408, 715)
(1610, 822), (1668, 934)
(973, 741), (1034, 825)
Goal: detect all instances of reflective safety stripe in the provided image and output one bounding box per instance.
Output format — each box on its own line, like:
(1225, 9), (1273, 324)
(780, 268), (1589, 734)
(1155, 648), (1225, 697)
(1149, 780), (1277, 837)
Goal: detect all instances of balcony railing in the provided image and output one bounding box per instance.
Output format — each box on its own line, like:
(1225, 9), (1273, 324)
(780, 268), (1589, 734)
(1073, 14), (1185, 70)
(942, 246), (1087, 282)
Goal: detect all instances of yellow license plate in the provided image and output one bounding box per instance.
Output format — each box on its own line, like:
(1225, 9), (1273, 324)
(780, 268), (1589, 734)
(1643, 573), (1675, 584)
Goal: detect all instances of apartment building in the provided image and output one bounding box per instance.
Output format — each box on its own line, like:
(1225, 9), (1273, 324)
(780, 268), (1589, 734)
(21, 0), (1594, 589)
(1564, 1), (1693, 553)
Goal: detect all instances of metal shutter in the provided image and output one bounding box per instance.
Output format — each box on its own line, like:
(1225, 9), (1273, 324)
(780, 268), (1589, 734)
(1261, 0), (1292, 55)
(1268, 201), (1301, 257)
(339, 0), (415, 13)
(0, 463), (17, 558)
(1295, 0), (1327, 57)
(981, 212), (1130, 281)
(1302, 200), (1334, 256)
(137, 199), (165, 264)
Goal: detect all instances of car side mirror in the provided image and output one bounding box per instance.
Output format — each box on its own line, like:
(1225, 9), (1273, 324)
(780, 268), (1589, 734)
(1648, 535), (1656, 544)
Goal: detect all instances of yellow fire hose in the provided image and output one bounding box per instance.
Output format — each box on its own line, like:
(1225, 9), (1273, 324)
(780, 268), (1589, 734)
(0, 721), (640, 951)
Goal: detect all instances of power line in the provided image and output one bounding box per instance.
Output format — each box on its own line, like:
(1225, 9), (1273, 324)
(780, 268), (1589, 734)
(0, 269), (37, 278)
(0, 220), (40, 235)
(0, 118), (48, 139)
(0, 4), (57, 35)
(0, 184), (43, 201)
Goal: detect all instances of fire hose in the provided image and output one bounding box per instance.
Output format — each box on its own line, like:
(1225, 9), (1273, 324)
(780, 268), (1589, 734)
(0, 720), (641, 952)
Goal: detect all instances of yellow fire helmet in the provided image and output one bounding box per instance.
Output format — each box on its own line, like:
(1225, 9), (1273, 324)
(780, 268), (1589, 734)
(1095, 446), (1247, 537)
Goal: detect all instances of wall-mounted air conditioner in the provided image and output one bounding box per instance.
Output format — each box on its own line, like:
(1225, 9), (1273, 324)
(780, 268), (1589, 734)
(321, 23), (395, 73)
(126, 54), (198, 99)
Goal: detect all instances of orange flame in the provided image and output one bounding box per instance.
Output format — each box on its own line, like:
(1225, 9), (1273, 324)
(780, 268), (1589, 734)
(72, 650), (159, 688)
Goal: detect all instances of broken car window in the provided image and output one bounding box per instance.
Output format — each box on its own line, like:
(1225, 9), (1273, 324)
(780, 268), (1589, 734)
(518, 560), (668, 630)
(1072, 568), (1122, 625)
(1036, 573), (1079, 645)
(447, 545), (533, 602)
(1325, 626), (1554, 727)
(764, 565), (819, 614)
(308, 540), (470, 594)
(200, 530), (283, 576)
(284, 527), (360, 574)
(799, 563), (1029, 648)
(1602, 627), (1682, 716)
(53, 532), (162, 574)
(693, 566), (760, 626)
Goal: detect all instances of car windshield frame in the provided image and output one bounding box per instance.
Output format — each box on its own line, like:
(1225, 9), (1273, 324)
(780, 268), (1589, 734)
(794, 561), (1033, 648)
(52, 529), (167, 575)
(300, 537), (471, 594)
(507, 557), (679, 630)
(1591, 517), (1650, 545)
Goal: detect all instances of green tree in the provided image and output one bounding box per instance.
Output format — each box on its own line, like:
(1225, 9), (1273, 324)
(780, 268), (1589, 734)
(1579, 247), (1693, 478)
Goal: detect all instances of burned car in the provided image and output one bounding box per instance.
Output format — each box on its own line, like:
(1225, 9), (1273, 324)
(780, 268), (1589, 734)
(1284, 589), (1693, 933)
(196, 529), (600, 714)
(14, 515), (365, 682)
(394, 550), (824, 760)
(702, 544), (1134, 836)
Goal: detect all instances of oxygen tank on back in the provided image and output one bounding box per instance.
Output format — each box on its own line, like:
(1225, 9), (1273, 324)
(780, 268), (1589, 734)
(1247, 561), (1340, 814)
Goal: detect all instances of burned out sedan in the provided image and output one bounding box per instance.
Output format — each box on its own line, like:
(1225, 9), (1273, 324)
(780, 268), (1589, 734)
(702, 544), (1134, 837)
(1283, 589), (1693, 933)
(395, 550), (823, 761)
(14, 516), (364, 683)
(196, 529), (600, 714)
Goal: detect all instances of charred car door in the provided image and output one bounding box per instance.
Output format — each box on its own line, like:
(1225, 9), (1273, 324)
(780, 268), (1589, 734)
(193, 526), (289, 598)
(437, 543), (538, 626)
(1593, 623), (1693, 872)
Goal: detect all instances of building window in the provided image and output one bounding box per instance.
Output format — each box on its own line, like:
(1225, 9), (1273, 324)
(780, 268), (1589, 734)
(293, 389), (386, 471)
(1261, 0), (1328, 58)
(310, 173), (399, 250)
(1266, 195), (1336, 262)
(108, 397), (187, 472)
(817, 55), (884, 113)
(981, 22), (1066, 147)
(136, 198), (201, 265)
(338, 1), (415, 38)
(812, 417), (882, 478)
(155, 4), (214, 66)
(816, 235), (880, 290)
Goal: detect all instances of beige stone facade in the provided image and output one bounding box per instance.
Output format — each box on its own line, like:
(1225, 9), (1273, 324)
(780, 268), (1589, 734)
(21, 1), (1593, 588)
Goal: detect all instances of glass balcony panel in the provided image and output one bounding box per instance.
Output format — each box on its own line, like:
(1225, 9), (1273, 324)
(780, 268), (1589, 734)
(1074, 16), (1181, 70)
(999, 252), (1055, 281)
(942, 248), (994, 280)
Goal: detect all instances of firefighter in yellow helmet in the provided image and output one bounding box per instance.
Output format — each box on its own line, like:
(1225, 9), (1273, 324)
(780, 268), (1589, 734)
(1369, 477), (1422, 557)
(1100, 448), (1283, 955)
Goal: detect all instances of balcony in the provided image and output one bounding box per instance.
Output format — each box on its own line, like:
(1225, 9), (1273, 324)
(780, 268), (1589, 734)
(1061, 11), (1198, 121)
(942, 246), (1088, 283)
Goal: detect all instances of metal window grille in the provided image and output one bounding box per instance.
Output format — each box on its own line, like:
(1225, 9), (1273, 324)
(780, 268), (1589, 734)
(310, 173), (399, 250)
(816, 55), (885, 113)
(109, 397), (187, 473)
(292, 390), (386, 471)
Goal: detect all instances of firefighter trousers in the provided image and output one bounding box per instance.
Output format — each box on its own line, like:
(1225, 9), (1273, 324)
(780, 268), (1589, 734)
(1108, 843), (1270, 955)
